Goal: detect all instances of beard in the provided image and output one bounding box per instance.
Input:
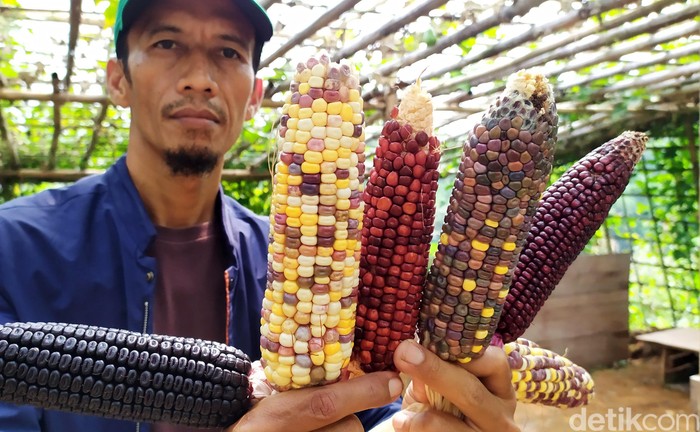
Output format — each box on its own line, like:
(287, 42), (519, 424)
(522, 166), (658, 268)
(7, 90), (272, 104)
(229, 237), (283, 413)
(164, 140), (220, 177)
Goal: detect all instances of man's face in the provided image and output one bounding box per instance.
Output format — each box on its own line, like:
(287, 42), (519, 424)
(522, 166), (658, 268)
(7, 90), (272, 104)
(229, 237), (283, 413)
(115, 0), (258, 176)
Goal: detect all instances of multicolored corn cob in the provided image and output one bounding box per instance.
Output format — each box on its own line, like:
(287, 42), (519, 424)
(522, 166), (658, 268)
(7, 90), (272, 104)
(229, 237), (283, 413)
(0, 322), (251, 427)
(419, 71), (558, 363)
(355, 81), (441, 373)
(498, 131), (648, 343)
(260, 55), (366, 391)
(506, 338), (594, 408)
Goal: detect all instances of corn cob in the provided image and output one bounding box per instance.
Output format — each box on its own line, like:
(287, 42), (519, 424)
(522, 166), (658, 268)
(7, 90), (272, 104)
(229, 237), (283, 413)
(260, 55), (365, 391)
(355, 81), (440, 373)
(506, 338), (594, 408)
(0, 322), (250, 427)
(498, 131), (648, 343)
(419, 70), (558, 363)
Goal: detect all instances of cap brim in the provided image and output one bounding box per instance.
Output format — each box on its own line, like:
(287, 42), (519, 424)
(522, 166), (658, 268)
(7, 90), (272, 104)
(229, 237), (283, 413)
(120, 0), (273, 44)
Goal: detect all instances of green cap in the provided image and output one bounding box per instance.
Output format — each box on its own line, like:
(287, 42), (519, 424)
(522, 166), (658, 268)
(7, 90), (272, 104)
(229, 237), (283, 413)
(113, 0), (273, 64)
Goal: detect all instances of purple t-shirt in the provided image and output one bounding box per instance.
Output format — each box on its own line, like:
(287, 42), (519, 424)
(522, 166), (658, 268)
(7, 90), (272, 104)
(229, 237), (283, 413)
(151, 221), (228, 432)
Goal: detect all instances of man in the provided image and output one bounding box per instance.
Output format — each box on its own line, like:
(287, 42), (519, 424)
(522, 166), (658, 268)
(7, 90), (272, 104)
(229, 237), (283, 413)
(0, 0), (518, 431)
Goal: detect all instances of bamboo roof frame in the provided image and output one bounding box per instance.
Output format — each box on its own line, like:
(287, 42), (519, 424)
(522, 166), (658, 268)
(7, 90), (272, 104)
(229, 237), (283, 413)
(0, 0), (697, 182)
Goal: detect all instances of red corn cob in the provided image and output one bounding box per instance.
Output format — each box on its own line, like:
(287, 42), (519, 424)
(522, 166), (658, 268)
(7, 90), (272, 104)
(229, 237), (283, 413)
(355, 81), (440, 372)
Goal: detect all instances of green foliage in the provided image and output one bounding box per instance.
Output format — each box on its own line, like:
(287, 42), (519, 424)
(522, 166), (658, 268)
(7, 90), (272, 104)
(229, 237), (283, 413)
(222, 179), (272, 216)
(585, 118), (700, 330)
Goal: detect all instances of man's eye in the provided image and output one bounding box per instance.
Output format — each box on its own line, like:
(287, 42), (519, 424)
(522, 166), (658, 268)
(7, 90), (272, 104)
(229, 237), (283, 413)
(155, 40), (176, 49)
(222, 48), (240, 59)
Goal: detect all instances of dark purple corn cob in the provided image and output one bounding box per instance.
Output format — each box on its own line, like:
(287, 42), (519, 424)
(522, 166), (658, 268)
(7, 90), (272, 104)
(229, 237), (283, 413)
(498, 131), (648, 343)
(0, 322), (252, 427)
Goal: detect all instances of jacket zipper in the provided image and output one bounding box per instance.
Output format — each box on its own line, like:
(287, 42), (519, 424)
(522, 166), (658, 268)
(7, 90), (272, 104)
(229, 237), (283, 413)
(142, 300), (150, 333)
(136, 301), (150, 432)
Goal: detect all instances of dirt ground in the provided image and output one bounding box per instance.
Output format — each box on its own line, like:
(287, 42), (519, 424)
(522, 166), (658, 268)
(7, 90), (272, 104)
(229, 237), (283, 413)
(515, 356), (699, 432)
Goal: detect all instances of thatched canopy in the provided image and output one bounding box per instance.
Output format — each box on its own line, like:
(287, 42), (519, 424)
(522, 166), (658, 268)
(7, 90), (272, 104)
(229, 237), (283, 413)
(0, 0), (697, 180)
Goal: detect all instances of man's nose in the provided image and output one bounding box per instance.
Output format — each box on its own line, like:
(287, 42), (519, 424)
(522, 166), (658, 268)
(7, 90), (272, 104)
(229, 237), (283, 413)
(177, 51), (219, 96)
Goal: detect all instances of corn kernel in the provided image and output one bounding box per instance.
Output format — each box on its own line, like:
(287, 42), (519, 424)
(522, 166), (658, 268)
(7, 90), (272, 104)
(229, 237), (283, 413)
(472, 239), (489, 251)
(340, 104), (353, 122)
(494, 265), (509, 275)
(327, 101), (342, 115)
(310, 351), (325, 366)
(322, 150), (338, 162)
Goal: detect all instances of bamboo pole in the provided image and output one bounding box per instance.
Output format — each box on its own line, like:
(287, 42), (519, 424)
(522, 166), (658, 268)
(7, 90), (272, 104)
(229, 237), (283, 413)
(331, 0), (449, 62)
(557, 41), (700, 91)
(47, 73), (62, 171)
(63, 0), (82, 90)
(0, 168), (272, 183)
(362, 0), (544, 83)
(0, 108), (20, 170)
(421, 0), (637, 82)
(259, 0), (360, 69)
(447, 20), (700, 104)
(80, 103), (109, 170)
(429, 0), (694, 96)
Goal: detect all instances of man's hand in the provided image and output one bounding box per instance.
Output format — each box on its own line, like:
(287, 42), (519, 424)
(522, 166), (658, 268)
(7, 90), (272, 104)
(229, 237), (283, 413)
(391, 340), (519, 432)
(226, 371), (403, 432)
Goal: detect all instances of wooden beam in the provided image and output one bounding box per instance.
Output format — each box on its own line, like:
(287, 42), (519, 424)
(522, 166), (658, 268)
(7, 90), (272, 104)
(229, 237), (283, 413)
(0, 107), (20, 170)
(446, 19), (700, 104)
(331, 0), (449, 62)
(518, 3), (700, 71)
(647, 72), (700, 92)
(0, 6), (104, 26)
(594, 62), (700, 96)
(422, 0), (635, 82)
(0, 90), (287, 109)
(80, 103), (109, 170)
(260, 0), (360, 69)
(47, 73), (62, 171)
(557, 41), (700, 91)
(0, 89), (109, 104)
(63, 0), (82, 90)
(0, 168), (272, 183)
(429, 0), (690, 96)
(363, 0), (543, 83)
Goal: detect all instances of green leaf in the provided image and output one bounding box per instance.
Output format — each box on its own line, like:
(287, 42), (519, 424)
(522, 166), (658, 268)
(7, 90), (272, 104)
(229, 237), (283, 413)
(423, 28), (437, 47)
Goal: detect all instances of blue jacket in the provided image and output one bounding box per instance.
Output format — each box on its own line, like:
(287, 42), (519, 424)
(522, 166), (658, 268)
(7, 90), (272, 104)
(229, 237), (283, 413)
(0, 156), (398, 431)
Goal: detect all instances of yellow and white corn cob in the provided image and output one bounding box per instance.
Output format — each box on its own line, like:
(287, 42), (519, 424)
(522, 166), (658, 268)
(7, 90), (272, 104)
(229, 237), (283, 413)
(260, 55), (366, 391)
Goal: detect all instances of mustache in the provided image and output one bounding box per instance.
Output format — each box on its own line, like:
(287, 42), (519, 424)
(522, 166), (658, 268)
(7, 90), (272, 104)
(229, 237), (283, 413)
(161, 97), (227, 123)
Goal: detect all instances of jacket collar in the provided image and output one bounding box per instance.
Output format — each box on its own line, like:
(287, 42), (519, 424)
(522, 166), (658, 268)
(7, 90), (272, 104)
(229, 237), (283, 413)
(105, 156), (157, 255)
(104, 155), (240, 258)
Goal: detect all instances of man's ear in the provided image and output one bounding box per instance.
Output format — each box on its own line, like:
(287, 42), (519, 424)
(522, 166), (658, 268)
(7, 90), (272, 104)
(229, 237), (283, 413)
(106, 58), (130, 108)
(246, 78), (264, 121)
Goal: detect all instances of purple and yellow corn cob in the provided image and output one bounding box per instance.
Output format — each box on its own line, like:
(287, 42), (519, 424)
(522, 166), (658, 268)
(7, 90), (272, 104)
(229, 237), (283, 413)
(419, 70), (558, 363)
(354, 81), (441, 373)
(260, 55), (366, 391)
(506, 338), (594, 408)
(498, 131), (648, 343)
